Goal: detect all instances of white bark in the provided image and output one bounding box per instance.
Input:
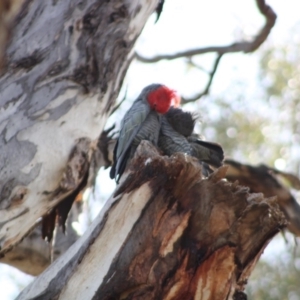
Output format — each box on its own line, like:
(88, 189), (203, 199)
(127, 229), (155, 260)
(0, 0), (158, 254)
(0, 205), (80, 275)
(19, 182), (152, 299)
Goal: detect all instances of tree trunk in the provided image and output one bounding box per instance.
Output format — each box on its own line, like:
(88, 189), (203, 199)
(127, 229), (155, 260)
(0, 204), (80, 275)
(17, 142), (286, 300)
(0, 0), (158, 254)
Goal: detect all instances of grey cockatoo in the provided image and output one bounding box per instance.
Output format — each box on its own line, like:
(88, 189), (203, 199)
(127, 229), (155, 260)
(110, 84), (179, 183)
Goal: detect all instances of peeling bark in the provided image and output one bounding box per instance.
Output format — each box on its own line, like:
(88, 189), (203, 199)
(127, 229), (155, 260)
(0, 0), (159, 254)
(17, 142), (286, 300)
(225, 159), (300, 237)
(0, 225), (50, 276)
(0, 127), (112, 275)
(0, 203), (80, 276)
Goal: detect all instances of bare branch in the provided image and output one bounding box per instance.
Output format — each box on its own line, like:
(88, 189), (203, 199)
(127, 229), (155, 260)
(181, 54), (223, 104)
(186, 57), (209, 73)
(267, 166), (300, 190)
(135, 0), (276, 63)
(224, 159), (300, 237)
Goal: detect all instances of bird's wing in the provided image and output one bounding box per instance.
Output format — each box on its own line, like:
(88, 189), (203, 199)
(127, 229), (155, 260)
(188, 136), (224, 167)
(115, 101), (151, 178)
(159, 117), (192, 155)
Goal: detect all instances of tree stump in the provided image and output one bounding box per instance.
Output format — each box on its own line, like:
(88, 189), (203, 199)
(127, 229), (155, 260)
(18, 142), (286, 300)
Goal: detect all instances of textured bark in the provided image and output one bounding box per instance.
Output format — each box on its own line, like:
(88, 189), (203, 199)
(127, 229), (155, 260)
(0, 225), (50, 276)
(0, 203), (80, 275)
(225, 159), (300, 237)
(0, 0), (25, 69)
(17, 142), (286, 300)
(0, 127), (113, 275)
(0, 0), (158, 254)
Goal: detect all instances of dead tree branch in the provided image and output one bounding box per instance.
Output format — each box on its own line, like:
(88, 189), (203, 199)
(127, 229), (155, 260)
(135, 0), (276, 63)
(135, 0), (276, 103)
(225, 159), (300, 237)
(18, 142), (285, 300)
(181, 54), (223, 103)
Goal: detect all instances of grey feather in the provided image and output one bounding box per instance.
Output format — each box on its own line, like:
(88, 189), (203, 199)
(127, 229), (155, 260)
(159, 107), (224, 172)
(158, 117), (192, 156)
(111, 84), (164, 182)
(188, 135), (224, 168)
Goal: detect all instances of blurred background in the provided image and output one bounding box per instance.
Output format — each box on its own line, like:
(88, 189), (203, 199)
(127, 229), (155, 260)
(1, 0), (300, 298)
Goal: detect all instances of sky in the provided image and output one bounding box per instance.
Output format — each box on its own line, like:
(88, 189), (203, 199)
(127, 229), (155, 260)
(123, 0), (299, 98)
(1, 0), (300, 299)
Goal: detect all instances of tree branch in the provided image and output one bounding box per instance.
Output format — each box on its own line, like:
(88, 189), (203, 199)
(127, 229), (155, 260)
(17, 142), (286, 300)
(181, 54), (223, 103)
(224, 159), (300, 237)
(135, 0), (276, 63)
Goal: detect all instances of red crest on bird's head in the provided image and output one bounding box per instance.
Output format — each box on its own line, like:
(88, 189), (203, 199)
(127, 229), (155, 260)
(147, 85), (180, 114)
